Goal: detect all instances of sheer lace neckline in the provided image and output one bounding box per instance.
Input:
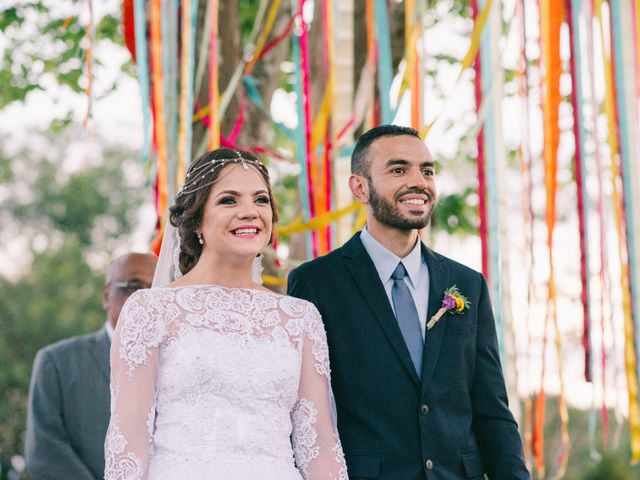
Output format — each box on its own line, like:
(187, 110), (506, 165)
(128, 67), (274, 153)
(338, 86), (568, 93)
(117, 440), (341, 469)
(154, 283), (281, 297)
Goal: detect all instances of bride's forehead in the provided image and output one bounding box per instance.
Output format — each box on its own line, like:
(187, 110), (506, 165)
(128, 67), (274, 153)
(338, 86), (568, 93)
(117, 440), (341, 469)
(210, 164), (269, 190)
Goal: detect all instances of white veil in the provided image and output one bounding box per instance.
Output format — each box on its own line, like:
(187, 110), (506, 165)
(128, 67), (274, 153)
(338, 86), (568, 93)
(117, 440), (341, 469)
(151, 220), (183, 287)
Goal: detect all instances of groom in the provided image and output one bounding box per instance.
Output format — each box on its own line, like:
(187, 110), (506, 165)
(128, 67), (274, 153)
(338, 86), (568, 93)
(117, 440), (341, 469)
(288, 125), (529, 479)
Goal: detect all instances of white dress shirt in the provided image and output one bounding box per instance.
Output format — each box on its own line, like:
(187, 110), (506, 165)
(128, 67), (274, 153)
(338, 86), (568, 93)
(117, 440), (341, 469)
(105, 320), (114, 340)
(360, 227), (430, 338)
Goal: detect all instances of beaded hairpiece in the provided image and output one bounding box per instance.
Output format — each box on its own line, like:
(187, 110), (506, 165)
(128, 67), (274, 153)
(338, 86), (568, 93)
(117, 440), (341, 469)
(176, 150), (269, 197)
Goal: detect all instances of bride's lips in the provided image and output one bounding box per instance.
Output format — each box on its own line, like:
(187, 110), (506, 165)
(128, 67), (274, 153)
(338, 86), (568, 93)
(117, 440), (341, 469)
(230, 225), (262, 238)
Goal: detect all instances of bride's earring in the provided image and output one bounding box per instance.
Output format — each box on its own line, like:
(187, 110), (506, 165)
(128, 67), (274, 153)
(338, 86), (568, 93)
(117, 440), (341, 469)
(197, 232), (204, 245)
(252, 253), (264, 285)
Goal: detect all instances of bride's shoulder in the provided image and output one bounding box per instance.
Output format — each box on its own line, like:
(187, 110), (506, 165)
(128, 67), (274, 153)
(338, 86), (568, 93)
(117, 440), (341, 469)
(277, 295), (321, 320)
(121, 286), (177, 311)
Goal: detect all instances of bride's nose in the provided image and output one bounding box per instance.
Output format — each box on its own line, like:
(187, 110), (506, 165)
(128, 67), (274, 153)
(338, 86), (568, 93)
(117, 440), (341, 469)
(237, 200), (259, 219)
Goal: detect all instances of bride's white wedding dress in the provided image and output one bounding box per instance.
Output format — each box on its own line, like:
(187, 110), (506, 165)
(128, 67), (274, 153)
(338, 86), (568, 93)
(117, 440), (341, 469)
(104, 285), (347, 479)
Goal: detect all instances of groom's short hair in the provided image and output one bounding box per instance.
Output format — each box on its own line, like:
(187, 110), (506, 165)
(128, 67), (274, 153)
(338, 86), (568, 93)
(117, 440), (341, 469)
(351, 125), (420, 176)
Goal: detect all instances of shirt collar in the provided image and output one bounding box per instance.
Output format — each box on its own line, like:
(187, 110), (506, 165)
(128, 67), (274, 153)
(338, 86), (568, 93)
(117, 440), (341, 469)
(360, 227), (423, 286)
(105, 320), (114, 340)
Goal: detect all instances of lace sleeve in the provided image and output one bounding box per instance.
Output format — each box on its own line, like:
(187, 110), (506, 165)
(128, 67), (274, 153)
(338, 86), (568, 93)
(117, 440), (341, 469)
(104, 291), (164, 480)
(291, 303), (348, 480)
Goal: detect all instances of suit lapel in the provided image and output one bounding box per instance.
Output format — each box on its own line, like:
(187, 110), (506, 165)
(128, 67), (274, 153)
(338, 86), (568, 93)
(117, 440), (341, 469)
(420, 245), (449, 393)
(343, 235), (421, 387)
(88, 327), (111, 384)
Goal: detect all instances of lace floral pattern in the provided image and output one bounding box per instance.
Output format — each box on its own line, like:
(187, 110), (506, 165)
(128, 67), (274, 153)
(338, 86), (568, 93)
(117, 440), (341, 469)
(104, 415), (144, 480)
(291, 398), (320, 476)
(105, 285), (347, 479)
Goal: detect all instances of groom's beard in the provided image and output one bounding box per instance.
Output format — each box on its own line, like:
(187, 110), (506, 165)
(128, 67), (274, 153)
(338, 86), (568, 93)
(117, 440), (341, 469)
(368, 183), (433, 230)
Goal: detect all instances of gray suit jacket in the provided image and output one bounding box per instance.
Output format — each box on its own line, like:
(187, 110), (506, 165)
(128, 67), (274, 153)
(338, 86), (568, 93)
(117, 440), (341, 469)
(26, 326), (111, 480)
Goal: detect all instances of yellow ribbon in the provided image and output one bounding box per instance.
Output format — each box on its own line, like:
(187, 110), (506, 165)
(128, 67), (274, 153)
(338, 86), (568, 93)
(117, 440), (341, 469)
(278, 202), (362, 235)
(208, 0), (220, 150)
(261, 273), (288, 287)
(245, 0), (283, 74)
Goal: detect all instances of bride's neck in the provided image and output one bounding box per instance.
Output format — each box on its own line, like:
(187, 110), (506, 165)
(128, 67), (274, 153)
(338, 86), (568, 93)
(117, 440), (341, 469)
(185, 252), (256, 289)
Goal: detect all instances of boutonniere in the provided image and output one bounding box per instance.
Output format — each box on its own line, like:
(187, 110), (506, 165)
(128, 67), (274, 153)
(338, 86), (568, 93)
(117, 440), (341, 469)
(426, 285), (470, 330)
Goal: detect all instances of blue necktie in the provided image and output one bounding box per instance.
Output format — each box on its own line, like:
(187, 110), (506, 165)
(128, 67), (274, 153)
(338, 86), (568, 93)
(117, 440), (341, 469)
(391, 262), (423, 378)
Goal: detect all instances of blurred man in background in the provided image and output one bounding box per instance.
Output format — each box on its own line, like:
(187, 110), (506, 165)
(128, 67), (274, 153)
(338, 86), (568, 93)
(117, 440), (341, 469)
(26, 252), (156, 480)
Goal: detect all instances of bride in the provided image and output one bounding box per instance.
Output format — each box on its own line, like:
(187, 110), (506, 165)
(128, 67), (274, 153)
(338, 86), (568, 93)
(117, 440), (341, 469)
(104, 149), (347, 479)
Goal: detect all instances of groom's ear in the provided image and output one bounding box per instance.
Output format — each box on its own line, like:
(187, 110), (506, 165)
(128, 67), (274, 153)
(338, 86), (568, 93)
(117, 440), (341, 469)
(349, 174), (369, 204)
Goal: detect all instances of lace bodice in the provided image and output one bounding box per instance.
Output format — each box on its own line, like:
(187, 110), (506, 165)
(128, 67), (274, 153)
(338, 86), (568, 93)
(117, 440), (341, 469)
(105, 285), (347, 480)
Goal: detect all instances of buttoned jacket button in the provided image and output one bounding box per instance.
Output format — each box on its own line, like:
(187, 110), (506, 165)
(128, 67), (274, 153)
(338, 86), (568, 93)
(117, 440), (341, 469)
(419, 404), (429, 415)
(425, 459), (434, 470)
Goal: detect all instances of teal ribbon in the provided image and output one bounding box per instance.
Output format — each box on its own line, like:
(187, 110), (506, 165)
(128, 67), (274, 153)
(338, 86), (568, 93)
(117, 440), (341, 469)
(133, 0), (151, 166)
(479, 0), (504, 364)
(163, 0), (179, 198)
(291, 9), (313, 260)
(610, 0), (640, 400)
(242, 75), (295, 139)
(374, 0), (393, 124)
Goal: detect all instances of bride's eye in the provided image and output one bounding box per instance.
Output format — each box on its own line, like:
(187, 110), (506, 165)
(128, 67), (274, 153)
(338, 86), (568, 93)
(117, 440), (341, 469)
(218, 196), (237, 205)
(255, 196), (270, 204)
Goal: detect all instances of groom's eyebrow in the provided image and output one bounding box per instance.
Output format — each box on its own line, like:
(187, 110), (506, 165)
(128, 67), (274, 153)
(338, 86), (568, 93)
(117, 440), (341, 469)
(384, 159), (434, 168)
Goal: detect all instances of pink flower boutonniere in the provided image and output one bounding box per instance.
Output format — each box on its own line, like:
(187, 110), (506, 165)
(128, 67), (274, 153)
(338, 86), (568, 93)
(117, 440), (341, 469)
(426, 285), (470, 330)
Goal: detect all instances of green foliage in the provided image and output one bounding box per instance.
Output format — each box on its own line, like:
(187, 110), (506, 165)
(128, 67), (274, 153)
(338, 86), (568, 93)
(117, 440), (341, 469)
(0, 3), (125, 111)
(0, 136), (148, 478)
(432, 186), (477, 235)
(239, 0), (263, 42)
(581, 456), (639, 480)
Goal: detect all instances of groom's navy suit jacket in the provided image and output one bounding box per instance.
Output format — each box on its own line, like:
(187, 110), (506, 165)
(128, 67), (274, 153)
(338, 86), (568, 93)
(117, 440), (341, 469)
(288, 233), (529, 479)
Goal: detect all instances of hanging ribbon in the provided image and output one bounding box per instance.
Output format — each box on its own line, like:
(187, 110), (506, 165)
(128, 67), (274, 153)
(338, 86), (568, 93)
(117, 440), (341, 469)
(477, 0), (504, 364)
(278, 202), (360, 236)
(208, 0), (220, 150)
(635, 2), (640, 109)
(583, 0), (612, 453)
(245, 0), (283, 74)
(404, 0), (422, 129)
(163, 0), (180, 196)
(596, 0), (640, 461)
(133, 0), (152, 166)
(373, 0), (393, 123)
(150, 0), (168, 223)
(297, 1), (318, 257)
(514, 0), (535, 470)
(611, 0), (640, 399)
(177, 0), (199, 183)
(122, 0), (136, 60)
(320, 0), (335, 254)
(470, 0), (489, 281)
(566, 0), (592, 383)
(291, 4), (313, 260)
(610, 0), (640, 462)
(536, 0), (570, 476)
(82, 0), (95, 128)
(193, 0), (276, 124)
